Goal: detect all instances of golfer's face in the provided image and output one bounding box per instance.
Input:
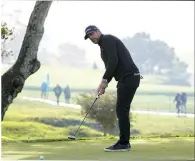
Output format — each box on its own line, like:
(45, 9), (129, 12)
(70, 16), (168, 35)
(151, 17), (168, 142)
(88, 31), (99, 44)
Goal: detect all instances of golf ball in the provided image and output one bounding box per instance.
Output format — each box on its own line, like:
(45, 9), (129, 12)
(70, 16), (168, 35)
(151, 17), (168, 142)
(40, 156), (44, 160)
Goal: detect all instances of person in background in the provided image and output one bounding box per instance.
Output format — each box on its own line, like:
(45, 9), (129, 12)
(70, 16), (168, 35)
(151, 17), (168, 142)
(41, 82), (48, 98)
(181, 92), (187, 116)
(64, 85), (71, 104)
(53, 84), (62, 105)
(173, 92), (182, 116)
(45, 72), (50, 98)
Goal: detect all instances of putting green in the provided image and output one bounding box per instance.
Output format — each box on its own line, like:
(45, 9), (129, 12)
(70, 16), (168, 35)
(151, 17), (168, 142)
(2, 138), (194, 160)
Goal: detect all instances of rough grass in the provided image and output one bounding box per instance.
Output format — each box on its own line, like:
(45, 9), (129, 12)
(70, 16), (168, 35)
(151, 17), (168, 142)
(2, 121), (69, 140)
(2, 99), (194, 141)
(2, 121), (102, 141)
(2, 138), (194, 161)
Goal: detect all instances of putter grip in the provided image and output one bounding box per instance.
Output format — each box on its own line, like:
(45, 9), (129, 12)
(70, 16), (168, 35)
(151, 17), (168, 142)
(96, 92), (101, 98)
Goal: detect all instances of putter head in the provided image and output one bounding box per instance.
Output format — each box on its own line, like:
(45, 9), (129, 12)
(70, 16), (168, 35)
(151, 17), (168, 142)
(68, 135), (76, 140)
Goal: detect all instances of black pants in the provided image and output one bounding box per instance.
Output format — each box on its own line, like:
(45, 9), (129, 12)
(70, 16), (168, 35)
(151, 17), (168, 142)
(56, 95), (60, 104)
(116, 75), (140, 145)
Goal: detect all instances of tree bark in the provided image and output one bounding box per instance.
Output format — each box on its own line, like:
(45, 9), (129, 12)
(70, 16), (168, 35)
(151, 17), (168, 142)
(1, 1), (52, 121)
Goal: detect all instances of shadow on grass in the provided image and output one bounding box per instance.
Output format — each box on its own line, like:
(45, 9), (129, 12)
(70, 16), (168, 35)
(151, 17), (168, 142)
(28, 117), (140, 136)
(30, 117), (102, 129)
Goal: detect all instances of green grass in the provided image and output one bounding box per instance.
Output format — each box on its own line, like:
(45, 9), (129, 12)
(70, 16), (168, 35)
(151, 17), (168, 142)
(2, 99), (194, 160)
(4, 99), (81, 121)
(2, 66), (166, 86)
(132, 94), (195, 113)
(2, 121), (69, 140)
(2, 121), (102, 141)
(2, 99), (194, 141)
(2, 138), (194, 160)
(17, 89), (80, 104)
(2, 65), (194, 93)
(17, 89), (195, 113)
(133, 114), (194, 135)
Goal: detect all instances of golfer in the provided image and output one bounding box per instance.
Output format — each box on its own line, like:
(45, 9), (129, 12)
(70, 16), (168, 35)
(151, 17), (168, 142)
(84, 25), (141, 152)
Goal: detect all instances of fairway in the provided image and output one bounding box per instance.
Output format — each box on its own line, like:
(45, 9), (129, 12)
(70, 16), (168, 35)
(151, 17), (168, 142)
(2, 65), (194, 94)
(17, 90), (195, 114)
(2, 138), (194, 161)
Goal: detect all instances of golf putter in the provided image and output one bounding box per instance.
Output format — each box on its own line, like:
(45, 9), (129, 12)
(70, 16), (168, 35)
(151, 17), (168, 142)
(68, 92), (101, 140)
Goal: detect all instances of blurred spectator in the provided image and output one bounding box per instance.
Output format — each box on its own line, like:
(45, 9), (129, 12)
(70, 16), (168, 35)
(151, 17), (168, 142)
(64, 85), (71, 104)
(181, 92), (187, 115)
(53, 84), (62, 105)
(173, 93), (182, 116)
(41, 82), (48, 98)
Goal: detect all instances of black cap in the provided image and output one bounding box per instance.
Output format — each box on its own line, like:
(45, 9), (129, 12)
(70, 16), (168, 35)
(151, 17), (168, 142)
(84, 25), (99, 40)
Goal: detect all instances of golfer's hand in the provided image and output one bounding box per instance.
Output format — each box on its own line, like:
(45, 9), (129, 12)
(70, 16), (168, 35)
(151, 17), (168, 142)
(97, 79), (108, 95)
(98, 88), (105, 95)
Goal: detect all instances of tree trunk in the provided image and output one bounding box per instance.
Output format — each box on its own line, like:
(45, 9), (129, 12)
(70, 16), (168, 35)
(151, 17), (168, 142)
(1, 1), (52, 121)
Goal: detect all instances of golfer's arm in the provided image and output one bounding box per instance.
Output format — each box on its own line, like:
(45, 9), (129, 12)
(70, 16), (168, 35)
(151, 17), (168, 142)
(102, 38), (118, 83)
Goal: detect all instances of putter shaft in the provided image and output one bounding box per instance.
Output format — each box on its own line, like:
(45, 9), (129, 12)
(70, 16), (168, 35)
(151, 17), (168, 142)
(73, 94), (100, 137)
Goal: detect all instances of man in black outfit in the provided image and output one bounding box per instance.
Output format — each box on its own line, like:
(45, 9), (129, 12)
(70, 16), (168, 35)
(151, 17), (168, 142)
(84, 25), (141, 152)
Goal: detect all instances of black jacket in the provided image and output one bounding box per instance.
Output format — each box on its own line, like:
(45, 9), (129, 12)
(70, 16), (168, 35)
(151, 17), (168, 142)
(98, 34), (139, 83)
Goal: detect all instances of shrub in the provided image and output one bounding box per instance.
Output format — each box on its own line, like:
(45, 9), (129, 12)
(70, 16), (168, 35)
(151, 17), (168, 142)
(76, 93), (135, 136)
